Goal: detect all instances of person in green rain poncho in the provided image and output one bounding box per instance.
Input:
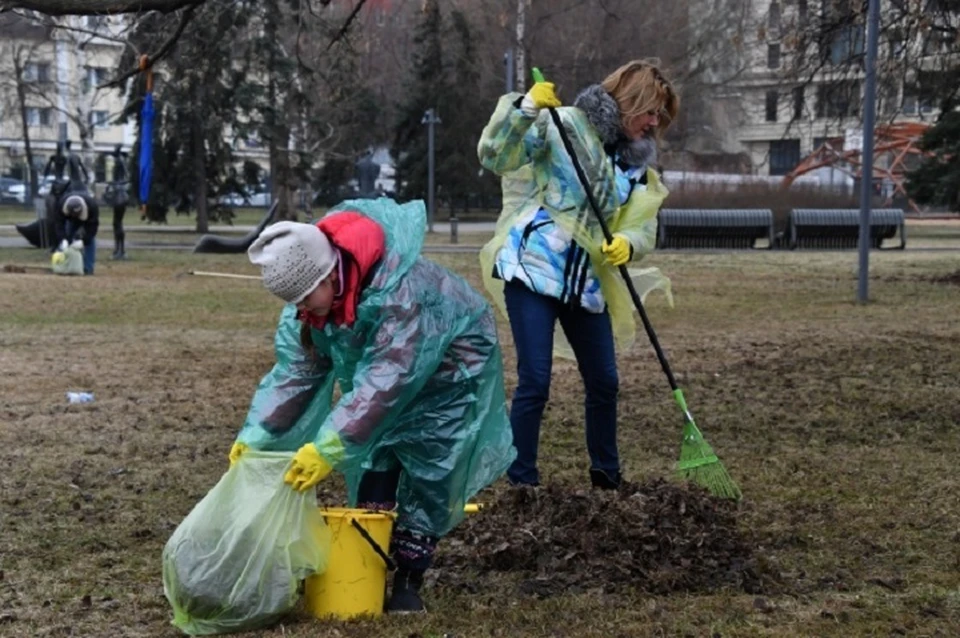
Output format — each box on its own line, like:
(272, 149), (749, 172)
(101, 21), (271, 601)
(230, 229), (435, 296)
(231, 198), (515, 614)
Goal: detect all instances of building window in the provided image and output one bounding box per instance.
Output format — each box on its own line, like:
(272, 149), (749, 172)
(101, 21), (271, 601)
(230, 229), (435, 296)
(89, 110), (110, 128)
(86, 15), (107, 30)
(797, 0), (808, 24)
(83, 66), (110, 92)
(23, 62), (51, 84)
(812, 136), (830, 152)
(822, 24), (865, 65)
(792, 86), (804, 119)
(768, 1), (781, 34)
(769, 139), (801, 176)
(768, 43), (781, 69)
(879, 81), (898, 116)
(888, 29), (906, 60)
(26, 107), (52, 126)
(816, 81), (860, 118)
(765, 91), (779, 122)
(903, 73), (943, 115)
(90, 67), (109, 86)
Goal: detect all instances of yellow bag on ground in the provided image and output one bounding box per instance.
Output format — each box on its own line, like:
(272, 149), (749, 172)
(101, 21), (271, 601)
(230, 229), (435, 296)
(162, 451), (330, 635)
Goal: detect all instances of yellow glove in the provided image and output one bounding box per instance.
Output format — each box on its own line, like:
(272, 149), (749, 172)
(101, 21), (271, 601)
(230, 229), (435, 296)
(284, 443), (334, 492)
(520, 82), (561, 116)
(228, 442), (248, 467)
(529, 82), (560, 109)
(601, 234), (632, 267)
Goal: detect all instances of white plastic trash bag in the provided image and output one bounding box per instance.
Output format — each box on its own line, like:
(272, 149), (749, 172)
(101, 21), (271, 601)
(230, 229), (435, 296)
(162, 450), (330, 635)
(51, 239), (83, 276)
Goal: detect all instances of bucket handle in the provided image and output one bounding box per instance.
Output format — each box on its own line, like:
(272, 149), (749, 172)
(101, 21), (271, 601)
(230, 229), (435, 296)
(350, 518), (396, 572)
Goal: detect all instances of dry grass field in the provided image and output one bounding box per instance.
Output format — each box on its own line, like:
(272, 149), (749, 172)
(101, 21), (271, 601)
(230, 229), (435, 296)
(1, 241), (959, 637)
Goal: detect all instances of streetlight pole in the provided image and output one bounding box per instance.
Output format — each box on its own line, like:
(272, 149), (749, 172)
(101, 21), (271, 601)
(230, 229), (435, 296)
(857, 0), (881, 303)
(504, 49), (515, 93)
(421, 108), (441, 234)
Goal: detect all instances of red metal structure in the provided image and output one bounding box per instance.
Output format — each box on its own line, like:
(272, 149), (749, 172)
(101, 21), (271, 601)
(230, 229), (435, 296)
(781, 122), (932, 213)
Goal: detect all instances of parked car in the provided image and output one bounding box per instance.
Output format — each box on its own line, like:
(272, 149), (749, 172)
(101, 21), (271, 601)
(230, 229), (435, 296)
(37, 176), (57, 197)
(0, 177), (27, 204)
(219, 184), (271, 208)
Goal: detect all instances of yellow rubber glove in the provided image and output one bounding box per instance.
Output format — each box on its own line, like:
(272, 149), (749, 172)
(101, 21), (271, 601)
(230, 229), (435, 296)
(529, 82), (561, 109)
(520, 82), (561, 116)
(228, 442), (248, 467)
(601, 233), (632, 267)
(284, 443), (334, 492)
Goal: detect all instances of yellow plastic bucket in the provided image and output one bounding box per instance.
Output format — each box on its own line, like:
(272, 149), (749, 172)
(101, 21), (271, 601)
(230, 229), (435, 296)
(304, 507), (396, 619)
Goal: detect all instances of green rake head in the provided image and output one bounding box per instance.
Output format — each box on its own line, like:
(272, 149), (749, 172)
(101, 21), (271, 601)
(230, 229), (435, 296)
(674, 391), (742, 501)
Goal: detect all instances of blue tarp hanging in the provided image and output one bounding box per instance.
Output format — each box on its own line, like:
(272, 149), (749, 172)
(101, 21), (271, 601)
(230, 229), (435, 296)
(138, 91), (153, 207)
(137, 56), (154, 210)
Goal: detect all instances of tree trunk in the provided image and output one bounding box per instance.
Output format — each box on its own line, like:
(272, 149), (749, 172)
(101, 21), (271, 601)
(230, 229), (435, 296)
(192, 118), (209, 233)
(270, 137), (296, 222)
(13, 49), (39, 206)
(516, 0), (528, 92)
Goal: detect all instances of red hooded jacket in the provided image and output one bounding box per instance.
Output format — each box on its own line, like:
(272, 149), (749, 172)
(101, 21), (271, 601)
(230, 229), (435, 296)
(298, 211), (385, 330)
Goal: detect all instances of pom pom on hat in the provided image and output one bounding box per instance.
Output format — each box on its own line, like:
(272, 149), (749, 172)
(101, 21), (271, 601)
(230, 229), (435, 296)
(248, 221), (338, 304)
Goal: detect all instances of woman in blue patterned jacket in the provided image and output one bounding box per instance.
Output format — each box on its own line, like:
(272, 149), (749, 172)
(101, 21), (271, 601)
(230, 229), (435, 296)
(478, 59), (679, 489)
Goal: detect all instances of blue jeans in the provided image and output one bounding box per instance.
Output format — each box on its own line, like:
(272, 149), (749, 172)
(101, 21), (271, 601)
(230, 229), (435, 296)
(503, 279), (619, 485)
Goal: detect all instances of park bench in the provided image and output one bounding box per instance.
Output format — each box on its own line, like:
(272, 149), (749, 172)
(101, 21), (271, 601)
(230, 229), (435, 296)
(656, 209), (774, 249)
(787, 209), (906, 250)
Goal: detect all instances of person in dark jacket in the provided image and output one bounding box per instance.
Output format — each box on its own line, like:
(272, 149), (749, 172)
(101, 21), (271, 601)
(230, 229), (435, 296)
(105, 145), (130, 259)
(56, 193), (99, 275)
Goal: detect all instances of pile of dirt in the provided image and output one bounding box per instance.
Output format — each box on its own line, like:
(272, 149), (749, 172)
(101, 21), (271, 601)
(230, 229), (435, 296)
(437, 479), (768, 597)
(930, 270), (960, 286)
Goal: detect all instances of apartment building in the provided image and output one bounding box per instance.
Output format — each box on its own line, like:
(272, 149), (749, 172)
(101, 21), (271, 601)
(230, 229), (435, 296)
(728, 0), (956, 177)
(0, 13), (139, 182)
(0, 13), (271, 187)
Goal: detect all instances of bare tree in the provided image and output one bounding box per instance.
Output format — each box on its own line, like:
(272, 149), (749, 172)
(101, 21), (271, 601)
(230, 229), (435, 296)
(776, 0), (960, 133)
(0, 14), (59, 200)
(0, 43), (43, 200)
(2, 0), (205, 16)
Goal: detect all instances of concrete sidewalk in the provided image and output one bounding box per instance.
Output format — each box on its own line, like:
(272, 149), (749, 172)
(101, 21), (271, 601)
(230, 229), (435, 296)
(0, 220), (497, 234)
(0, 234), (484, 253)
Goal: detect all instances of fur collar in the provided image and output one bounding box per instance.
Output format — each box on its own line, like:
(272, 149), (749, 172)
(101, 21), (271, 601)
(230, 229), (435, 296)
(573, 84), (657, 169)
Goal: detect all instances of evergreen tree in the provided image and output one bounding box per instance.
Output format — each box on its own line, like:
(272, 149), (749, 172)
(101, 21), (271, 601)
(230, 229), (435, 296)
(118, 3), (251, 229)
(442, 9), (500, 212)
(392, 0), (447, 204)
(907, 93), (960, 212)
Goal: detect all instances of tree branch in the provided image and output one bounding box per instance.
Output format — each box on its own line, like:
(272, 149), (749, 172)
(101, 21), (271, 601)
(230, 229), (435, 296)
(101, 4), (196, 89)
(325, 0), (366, 51)
(0, 0), (202, 16)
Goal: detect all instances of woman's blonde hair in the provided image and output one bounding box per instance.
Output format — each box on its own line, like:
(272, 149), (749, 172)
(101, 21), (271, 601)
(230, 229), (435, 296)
(601, 59), (679, 139)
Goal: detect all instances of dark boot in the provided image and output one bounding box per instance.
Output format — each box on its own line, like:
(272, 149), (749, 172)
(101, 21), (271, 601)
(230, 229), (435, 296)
(589, 468), (622, 490)
(385, 568), (426, 614)
(112, 235), (126, 260)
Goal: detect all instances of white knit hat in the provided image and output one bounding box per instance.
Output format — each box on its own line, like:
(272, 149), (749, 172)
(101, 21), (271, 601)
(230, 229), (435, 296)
(62, 195), (88, 221)
(248, 221), (338, 304)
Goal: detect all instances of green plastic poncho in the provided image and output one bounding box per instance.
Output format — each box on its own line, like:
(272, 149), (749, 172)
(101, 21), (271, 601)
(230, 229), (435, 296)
(478, 93), (673, 358)
(237, 198), (515, 538)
